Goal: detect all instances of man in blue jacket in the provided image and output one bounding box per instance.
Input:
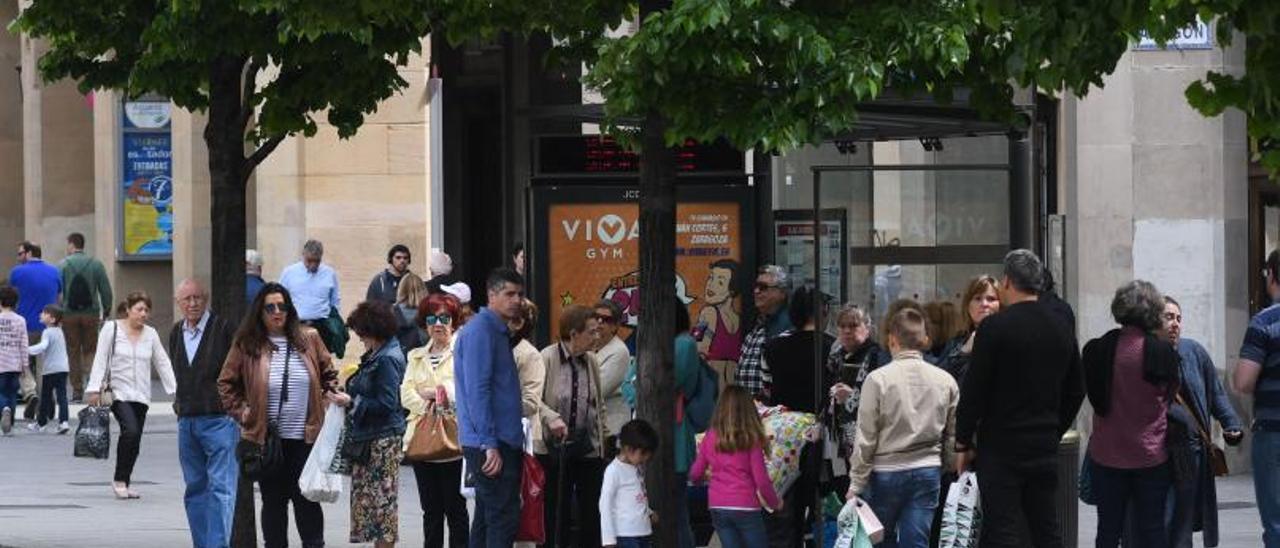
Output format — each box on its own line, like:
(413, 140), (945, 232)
(10, 242), (61, 419)
(454, 267), (525, 548)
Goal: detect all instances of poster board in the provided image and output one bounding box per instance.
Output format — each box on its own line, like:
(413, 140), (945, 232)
(531, 185), (755, 348)
(773, 209), (847, 304)
(118, 100), (174, 260)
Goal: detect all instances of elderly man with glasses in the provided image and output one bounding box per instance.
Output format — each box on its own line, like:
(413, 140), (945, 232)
(733, 264), (793, 400)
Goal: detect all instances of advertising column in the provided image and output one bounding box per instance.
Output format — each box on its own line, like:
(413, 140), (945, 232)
(119, 100), (174, 260)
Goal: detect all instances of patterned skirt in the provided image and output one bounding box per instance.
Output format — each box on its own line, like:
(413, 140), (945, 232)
(350, 435), (403, 543)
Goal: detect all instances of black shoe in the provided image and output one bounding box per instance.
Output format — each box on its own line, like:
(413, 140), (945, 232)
(23, 397), (38, 420)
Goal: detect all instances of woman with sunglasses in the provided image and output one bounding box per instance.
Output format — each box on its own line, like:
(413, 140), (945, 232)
(218, 282), (342, 548)
(401, 293), (469, 548)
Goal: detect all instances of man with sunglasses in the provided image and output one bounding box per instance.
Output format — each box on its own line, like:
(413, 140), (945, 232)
(592, 300), (631, 460)
(734, 265), (793, 400)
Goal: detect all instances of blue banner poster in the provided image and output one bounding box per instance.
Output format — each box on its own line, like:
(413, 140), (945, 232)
(121, 132), (173, 256)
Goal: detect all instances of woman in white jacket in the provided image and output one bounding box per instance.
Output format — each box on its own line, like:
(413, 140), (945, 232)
(85, 291), (177, 500)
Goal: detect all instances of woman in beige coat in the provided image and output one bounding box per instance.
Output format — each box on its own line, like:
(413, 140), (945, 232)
(537, 304), (608, 548)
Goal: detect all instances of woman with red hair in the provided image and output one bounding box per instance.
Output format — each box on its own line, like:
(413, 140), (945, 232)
(400, 293), (468, 548)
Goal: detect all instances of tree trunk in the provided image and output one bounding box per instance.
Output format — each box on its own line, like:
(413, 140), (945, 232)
(204, 54), (255, 548)
(636, 85), (679, 548)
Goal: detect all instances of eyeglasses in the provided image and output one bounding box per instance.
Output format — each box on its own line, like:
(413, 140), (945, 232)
(178, 295), (206, 304)
(264, 303), (290, 314)
(593, 314), (616, 324)
(753, 282), (780, 292)
(425, 315), (452, 326)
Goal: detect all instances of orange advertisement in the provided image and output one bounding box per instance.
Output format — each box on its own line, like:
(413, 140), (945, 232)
(546, 201), (744, 344)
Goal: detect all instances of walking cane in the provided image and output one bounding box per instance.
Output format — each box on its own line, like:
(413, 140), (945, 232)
(554, 439), (569, 548)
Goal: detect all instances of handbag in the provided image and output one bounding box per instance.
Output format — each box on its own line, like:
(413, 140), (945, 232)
(98, 322), (117, 407)
(406, 390), (462, 462)
(516, 452), (547, 543)
(242, 344), (293, 481)
(1176, 392), (1229, 476)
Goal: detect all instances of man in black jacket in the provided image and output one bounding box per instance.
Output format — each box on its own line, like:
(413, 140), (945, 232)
(954, 249), (1085, 548)
(169, 278), (239, 548)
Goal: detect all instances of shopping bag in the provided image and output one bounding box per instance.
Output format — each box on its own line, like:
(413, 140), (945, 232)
(516, 453), (546, 543)
(328, 412), (354, 476)
(73, 406), (111, 459)
(938, 472), (982, 548)
(299, 404), (345, 503)
(460, 455), (476, 499)
(853, 497), (884, 544)
(832, 498), (874, 548)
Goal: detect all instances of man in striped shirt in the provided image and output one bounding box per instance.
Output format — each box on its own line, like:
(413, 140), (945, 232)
(734, 265), (793, 399)
(1235, 249), (1280, 548)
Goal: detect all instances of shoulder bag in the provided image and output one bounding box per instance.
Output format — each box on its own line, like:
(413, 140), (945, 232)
(241, 344), (291, 481)
(1176, 392), (1229, 476)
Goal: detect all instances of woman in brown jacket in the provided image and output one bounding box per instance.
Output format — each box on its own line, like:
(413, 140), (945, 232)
(218, 282), (342, 548)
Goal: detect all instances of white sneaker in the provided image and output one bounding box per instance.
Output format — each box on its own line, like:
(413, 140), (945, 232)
(1, 408), (11, 436)
(57, 421), (70, 434)
(25, 422), (41, 433)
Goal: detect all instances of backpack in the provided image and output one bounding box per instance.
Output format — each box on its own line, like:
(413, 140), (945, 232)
(621, 357), (638, 409)
(65, 262), (94, 312)
(622, 355), (718, 434)
(682, 358), (718, 433)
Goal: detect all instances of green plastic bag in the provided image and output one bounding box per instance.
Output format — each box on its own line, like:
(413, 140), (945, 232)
(833, 498), (874, 548)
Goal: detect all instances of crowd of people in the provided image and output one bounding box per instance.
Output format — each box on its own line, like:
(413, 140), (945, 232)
(0, 232), (1273, 548)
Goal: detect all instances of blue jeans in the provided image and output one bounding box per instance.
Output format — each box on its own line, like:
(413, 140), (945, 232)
(862, 467), (941, 548)
(0, 372), (19, 415)
(179, 415), (241, 548)
(465, 445), (522, 548)
(711, 509), (768, 548)
(1255, 429), (1280, 548)
(1093, 460), (1170, 548)
(616, 537), (652, 548)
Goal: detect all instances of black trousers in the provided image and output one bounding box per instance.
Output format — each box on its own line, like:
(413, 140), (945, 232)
(259, 439), (325, 548)
(110, 401), (149, 484)
(413, 460), (469, 548)
(976, 454), (1062, 548)
(38, 372), (69, 426)
(540, 453), (604, 548)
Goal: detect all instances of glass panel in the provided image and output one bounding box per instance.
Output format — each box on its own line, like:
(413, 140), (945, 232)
(865, 169), (1011, 248)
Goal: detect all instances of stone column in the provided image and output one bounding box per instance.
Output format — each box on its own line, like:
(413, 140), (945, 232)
(0, 1), (23, 274)
(19, 33), (95, 262)
(1069, 37), (1249, 468)
(170, 107), (212, 295)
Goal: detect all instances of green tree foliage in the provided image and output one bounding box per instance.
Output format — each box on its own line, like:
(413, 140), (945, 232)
(14, 0), (432, 320)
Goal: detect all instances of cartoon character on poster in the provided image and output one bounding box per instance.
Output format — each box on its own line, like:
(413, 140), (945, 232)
(600, 270), (696, 353)
(695, 259), (742, 387)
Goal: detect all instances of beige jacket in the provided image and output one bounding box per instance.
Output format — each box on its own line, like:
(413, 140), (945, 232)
(534, 343), (608, 457)
(400, 339), (459, 460)
(849, 350), (959, 495)
(514, 338), (545, 448)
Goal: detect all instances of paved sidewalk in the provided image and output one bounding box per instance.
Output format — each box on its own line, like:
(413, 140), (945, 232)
(0, 403), (430, 548)
(0, 398), (1269, 547)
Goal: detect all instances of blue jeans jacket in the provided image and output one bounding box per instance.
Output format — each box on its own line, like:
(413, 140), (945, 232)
(346, 339), (407, 443)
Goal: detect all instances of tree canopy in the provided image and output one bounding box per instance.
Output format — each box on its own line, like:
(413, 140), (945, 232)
(433, 0), (1279, 171)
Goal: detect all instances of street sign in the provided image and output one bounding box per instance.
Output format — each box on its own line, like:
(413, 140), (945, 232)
(1134, 18), (1214, 51)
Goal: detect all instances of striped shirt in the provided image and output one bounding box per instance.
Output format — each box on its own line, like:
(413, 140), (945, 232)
(267, 336), (311, 440)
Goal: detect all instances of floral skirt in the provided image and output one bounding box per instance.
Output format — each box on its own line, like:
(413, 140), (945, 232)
(350, 435), (403, 543)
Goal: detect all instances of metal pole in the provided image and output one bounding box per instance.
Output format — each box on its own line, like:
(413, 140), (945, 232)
(811, 170), (826, 547)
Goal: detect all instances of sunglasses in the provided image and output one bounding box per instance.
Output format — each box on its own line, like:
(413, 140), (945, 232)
(753, 282), (781, 292)
(593, 314), (617, 324)
(425, 315), (452, 326)
(264, 303), (290, 314)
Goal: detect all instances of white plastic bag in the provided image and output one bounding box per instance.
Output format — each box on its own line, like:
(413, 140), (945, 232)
(299, 404), (346, 503)
(938, 472), (982, 548)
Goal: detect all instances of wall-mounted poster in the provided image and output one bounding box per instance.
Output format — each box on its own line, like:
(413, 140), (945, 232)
(119, 100), (173, 259)
(531, 185), (755, 353)
(773, 209), (847, 304)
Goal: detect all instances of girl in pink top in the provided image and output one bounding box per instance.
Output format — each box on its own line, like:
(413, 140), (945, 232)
(690, 386), (781, 548)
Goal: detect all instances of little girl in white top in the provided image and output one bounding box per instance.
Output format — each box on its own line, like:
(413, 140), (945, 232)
(599, 419), (659, 548)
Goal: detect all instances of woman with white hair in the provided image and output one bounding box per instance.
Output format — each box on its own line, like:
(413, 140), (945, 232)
(440, 283), (473, 327)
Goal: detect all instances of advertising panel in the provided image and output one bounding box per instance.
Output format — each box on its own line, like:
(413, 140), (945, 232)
(120, 101), (174, 259)
(533, 186), (754, 350)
